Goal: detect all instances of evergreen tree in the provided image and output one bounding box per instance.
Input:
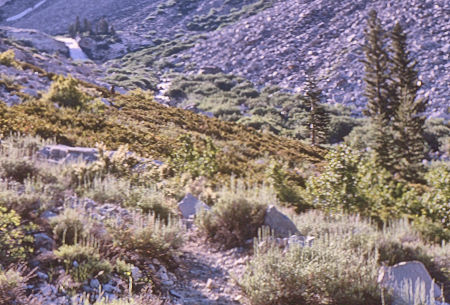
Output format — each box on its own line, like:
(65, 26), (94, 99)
(68, 24), (76, 37)
(97, 18), (109, 34)
(74, 16), (81, 35)
(362, 10), (395, 169)
(390, 23), (428, 180)
(305, 77), (330, 146)
(83, 18), (92, 35)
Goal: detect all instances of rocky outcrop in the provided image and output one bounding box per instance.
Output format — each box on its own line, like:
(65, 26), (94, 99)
(0, 26), (69, 56)
(378, 261), (442, 305)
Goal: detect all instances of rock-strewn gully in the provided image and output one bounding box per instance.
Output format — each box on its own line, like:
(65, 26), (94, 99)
(167, 229), (248, 305)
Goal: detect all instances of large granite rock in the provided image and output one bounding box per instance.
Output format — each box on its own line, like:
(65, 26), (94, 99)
(0, 26), (69, 56)
(263, 205), (300, 238)
(178, 193), (210, 219)
(38, 145), (98, 164)
(378, 261), (442, 305)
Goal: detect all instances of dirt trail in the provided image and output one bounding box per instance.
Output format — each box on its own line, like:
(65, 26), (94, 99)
(167, 229), (250, 305)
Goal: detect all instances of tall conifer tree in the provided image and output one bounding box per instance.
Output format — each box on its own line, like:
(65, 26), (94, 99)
(362, 10), (395, 168)
(390, 23), (428, 180)
(305, 77), (330, 146)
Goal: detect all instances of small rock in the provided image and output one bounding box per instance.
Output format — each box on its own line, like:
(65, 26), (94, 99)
(206, 278), (214, 290)
(37, 271), (49, 281)
(41, 210), (57, 219)
(131, 266), (142, 281)
(102, 284), (115, 293)
(169, 290), (183, 298)
(34, 233), (55, 251)
(90, 278), (100, 289)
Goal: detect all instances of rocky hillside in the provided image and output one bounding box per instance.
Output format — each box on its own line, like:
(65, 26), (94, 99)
(1, 0), (448, 117)
(180, 0), (449, 116)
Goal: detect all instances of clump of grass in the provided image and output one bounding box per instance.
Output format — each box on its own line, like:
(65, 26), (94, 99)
(54, 242), (112, 283)
(196, 180), (271, 248)
(108, 212), (183, 260)
(123, 185), (176, 222)
(50, 207), (92, 245)
(0, 266), (35, 305)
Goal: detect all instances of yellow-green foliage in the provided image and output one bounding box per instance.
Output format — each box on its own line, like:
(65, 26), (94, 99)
(305, 144), (449, 241)
(45, 74), (89, 108)
(196, 180), (270, 248)
(50, 208), (90, 245)
(0, 207), (34, 265)
(0, 50), (20, 68)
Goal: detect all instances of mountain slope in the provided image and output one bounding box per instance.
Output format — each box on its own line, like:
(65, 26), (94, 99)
(179, 0), (449, 116)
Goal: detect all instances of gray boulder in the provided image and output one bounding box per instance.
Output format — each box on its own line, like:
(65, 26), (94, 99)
(34, 233), (55, 251)
(178, 193), (210, 219)
(263, 205), (300, 238)
(378, 261), (442, 305)
(38, 145), (98, 164)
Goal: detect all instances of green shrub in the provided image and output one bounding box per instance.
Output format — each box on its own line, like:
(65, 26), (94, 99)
(169, 135), (218, 178)
(0, 207), (34, 265)
(123, 186), (176, 222)
(196, 181), (269, 248)
(240, 231), (381, 305)
(45, 75), (88, 108)
(54, 243), (112, 282)
(266, 160), (307, 210)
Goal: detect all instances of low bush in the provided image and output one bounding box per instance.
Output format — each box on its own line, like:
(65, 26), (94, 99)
(196, 180), (270, 248)
(0, 207), (34, 265)
(240, 231), (381, 305)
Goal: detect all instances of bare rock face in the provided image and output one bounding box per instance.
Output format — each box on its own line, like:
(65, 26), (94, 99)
(378, 261), (442, 305)
(0, 26), (69, 56)
(263, 205), (300, 238)
(178, 193), (210, 219)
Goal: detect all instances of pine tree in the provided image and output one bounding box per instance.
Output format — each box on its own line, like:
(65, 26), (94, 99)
(74, 16), (81, 35)
(390, 23), (428, 180)
(97, 18), (109, 34)
(362, 10), (395, 169)
(305, 77), (330, 146)
(83, 18), (92, 35)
